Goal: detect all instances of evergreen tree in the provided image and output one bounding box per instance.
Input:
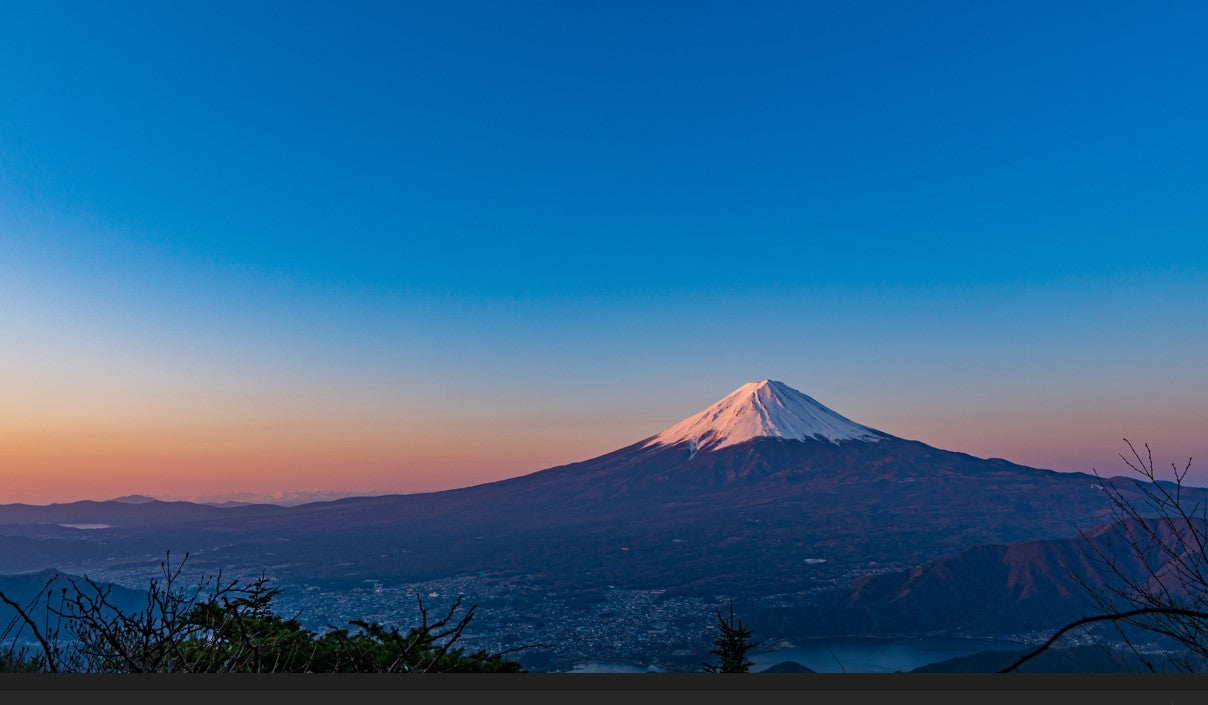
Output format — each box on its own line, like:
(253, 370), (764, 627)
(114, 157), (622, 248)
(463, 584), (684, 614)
(702, 599), (761, 673)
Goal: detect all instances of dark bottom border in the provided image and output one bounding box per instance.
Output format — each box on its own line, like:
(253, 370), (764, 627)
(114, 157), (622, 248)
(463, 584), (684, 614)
(0, 674), (1206, 691)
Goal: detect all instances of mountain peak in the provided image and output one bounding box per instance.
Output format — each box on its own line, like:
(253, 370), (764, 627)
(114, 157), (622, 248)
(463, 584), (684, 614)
(108, 494), (160, 504)
(646, 379), (883, 451)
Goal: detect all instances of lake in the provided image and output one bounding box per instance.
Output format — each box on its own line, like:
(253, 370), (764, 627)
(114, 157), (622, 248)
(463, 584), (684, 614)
(565, 637), (1030, 673)
(569, 662), (662, 673)
(749, 637), (1031, 673)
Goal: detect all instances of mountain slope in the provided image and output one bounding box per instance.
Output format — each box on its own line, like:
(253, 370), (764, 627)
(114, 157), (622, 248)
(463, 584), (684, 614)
(745, 517), (1208, 639)
(911, 645), (1168, 673)
(0, 569), (146, 636)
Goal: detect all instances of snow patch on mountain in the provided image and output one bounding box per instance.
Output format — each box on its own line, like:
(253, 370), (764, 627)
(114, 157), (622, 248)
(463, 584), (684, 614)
(646, 379), (883, 451)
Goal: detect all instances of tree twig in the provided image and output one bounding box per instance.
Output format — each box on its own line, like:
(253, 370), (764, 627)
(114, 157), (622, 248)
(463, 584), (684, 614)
(1000, 607), (1208, 673)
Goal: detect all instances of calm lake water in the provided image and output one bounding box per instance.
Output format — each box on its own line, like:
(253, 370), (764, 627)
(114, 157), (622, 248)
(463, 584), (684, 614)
(569, 662), (661, 673)
(569, 637), (1030, 673)
(749, 637), (1030, 673)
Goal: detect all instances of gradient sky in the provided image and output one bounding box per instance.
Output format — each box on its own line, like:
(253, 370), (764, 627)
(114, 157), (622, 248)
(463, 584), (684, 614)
(1, 1), (1206, 503)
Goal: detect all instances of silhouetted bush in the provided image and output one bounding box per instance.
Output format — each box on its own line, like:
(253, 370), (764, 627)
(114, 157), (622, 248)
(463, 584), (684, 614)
(1003, 441), (1208, 672)
(0, 552), (536, 673)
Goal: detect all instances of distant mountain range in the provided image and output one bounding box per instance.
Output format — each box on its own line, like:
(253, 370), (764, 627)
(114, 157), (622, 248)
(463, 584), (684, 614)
(106, 491), (404, 508)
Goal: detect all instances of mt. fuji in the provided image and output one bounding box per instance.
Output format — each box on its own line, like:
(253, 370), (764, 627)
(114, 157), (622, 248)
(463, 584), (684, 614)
(2, 378), (1202, 670)
(646, 379), (884, 451)
(0, 379), (1148, 590)
(4, 379), (1196, 631)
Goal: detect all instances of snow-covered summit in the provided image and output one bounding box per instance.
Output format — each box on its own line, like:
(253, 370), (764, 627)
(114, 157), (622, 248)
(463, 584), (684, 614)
(646, 380), (883, 451)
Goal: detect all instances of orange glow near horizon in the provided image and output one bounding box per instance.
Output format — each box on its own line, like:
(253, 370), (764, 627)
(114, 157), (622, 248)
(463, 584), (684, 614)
(0, 414), (646, 504)
(2, 4), (1207, 509)
(3, 397), (1205, 505)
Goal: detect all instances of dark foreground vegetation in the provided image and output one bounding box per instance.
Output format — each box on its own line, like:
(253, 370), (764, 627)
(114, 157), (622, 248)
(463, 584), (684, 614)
(0, 553), (536, 673)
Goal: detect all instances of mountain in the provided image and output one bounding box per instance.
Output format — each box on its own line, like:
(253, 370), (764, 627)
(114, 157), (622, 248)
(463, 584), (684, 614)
(0, 498), (285, 527)
(267, 380), (1161, 583)
(760, 660), (816, 673)
(733, 513), (1208, 646)
(108, 494), (160, 504)
(3, 378), (1200, 670)
(1, 380), (1198, 623)
(910, 645), (1171, 673)
(0, 569), (146, 636)
(832, 522), (1127, 633)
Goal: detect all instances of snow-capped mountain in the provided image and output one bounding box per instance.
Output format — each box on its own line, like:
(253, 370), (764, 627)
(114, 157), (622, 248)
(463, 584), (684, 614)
(1, 377), (1177, 619)
(5, 378), (1200, 672)
(646, 379), (884, 452)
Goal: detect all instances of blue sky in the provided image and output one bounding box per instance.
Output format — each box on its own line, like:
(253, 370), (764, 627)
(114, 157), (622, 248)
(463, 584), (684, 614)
(1, 1), (1206, 501)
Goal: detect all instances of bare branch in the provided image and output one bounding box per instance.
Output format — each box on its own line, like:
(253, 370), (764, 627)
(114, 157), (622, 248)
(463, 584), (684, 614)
(1001, 607), (1208, 673)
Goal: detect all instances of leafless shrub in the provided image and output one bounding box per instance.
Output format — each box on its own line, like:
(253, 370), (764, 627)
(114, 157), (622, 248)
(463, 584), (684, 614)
(1003, 440), (1208, 672)
(1, 551), (541, 673)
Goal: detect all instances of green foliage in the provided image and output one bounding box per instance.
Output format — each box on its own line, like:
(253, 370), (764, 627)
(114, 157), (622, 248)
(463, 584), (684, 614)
(178, 591), (523, 673)
(0, 647), (44, 673)
(0, 553), (531, 673)
(702, 600), (761, 673)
